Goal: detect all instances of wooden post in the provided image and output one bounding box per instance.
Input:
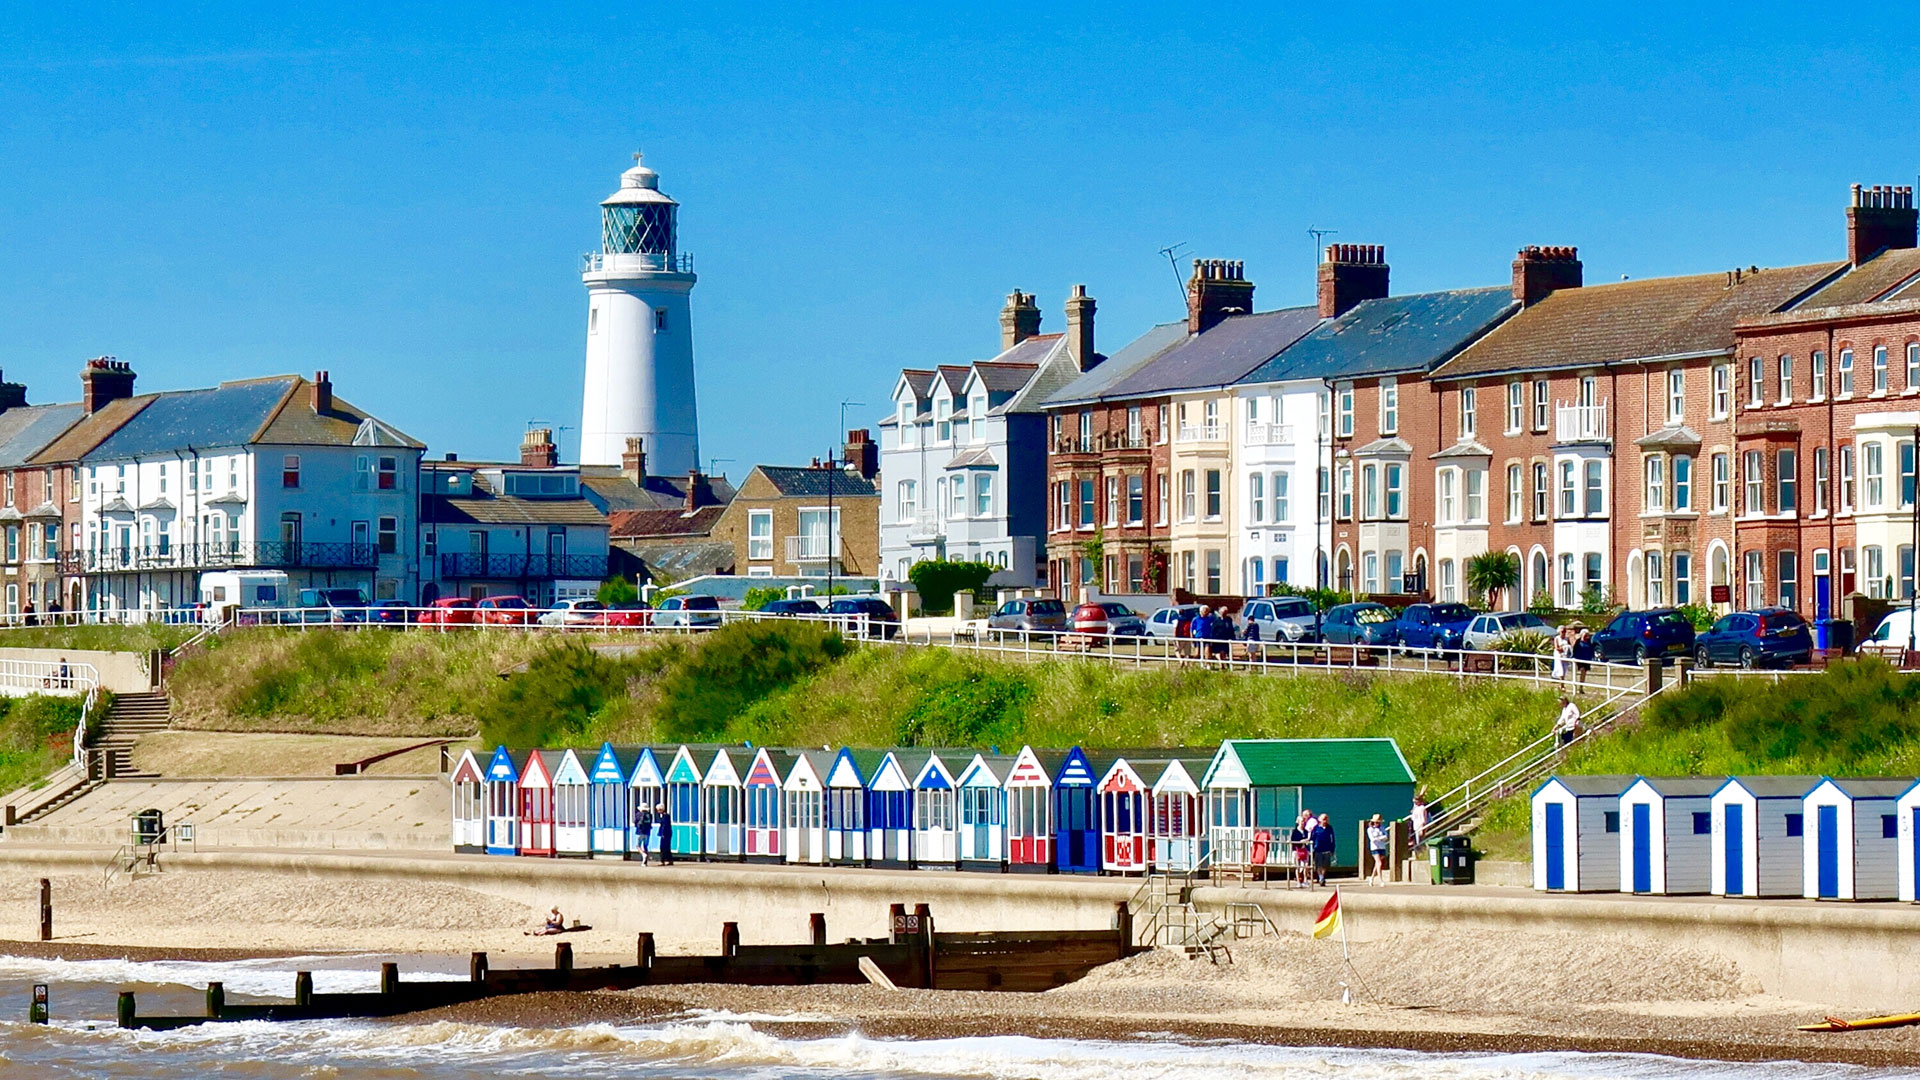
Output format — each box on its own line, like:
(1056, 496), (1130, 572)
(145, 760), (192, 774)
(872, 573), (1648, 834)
(809, 912), (826, 946)
(917, 903), (936, 989)
(206, 981), (224, 1019)
(554, 941), (574, 980)
(38, 878), (50, 942)
(294, 971), (313, 1006)
(470, 952), (489, 983)
(887, 903), (906, 944)
(1114, 900), (1134, 953)
(4, 805), (14, 827)
(720, 922), (739, 958)
(636, 932), (655, 970)
(380, 962), (398, 995)
(117, 991), (136, 1029)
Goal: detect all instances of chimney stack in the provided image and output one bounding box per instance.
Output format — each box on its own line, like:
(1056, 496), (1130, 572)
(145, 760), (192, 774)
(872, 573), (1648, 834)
(684, 468), (706, 513)
(1848, 183), (1918, 266)
(1316, 244), (1390, 319)
(843, 428), (878, 480)
(621, 437), (647, 485)
(310, 370), (333, 414)
(1511, 246), (1583, 307)
(999, 290), (1042, 351)
(80, 357), (135, 415)
(0, 371), (27, 413)
(1065, 285), (1098, 372)
(520, 427), (558, 468)
(1186, 259), (1255, 334)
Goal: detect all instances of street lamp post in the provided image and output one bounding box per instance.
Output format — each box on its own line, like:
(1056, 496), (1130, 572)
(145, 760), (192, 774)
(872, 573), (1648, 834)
(826, 400), (864, 602)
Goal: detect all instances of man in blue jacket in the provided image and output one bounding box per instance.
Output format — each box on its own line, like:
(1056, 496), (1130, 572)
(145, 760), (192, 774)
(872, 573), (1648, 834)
(1310, 813), (1336, 886)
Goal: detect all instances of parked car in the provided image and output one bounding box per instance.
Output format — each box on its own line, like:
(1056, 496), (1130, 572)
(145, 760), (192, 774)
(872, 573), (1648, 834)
(368, 599), (412, 625)
(653, 594), (723, 630)
(417, 597), (478, 626)
(1396, 602), (1479, 652)
(986, 597), (1068, 639)
(1460, 611), (1552, 651)
(827, 597), (900, 639)
(1320, 602), (1399, 646)
(1862, 608), (1919, 656)
(1240, 596), (1319, 642)
(1695, 608), (1813, 668)
(760, 598), (825, 617)
(1145, 604), (1203, 640)
(1592, 608), (1695, 663)
(593, 600), (652, 627)
(475, 595), (537, 626)
(296, 587), (370, 624)
(538, 598), (606, 627)
(1069, 602), (1147, 639)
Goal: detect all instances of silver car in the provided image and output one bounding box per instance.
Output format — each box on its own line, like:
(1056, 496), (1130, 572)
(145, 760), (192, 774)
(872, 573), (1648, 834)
(1144, 604), (1202, 640)
(1461, 611), (1552, 650)
(1241, 597), (1319, 642)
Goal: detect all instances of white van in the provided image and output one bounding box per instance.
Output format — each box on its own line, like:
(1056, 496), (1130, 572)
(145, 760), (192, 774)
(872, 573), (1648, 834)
(1862, 608), (1920, 657)
(200, 570), (290, 624)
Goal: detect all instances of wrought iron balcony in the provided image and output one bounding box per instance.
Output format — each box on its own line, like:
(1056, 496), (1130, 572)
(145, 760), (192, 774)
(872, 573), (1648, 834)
(439, 552), (609, 579)
(60, 541), (379, 575)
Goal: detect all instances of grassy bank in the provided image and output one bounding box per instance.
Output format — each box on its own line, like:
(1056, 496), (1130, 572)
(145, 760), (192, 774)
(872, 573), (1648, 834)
(0, 624), (197, 652)
(0, 696), (86, 797)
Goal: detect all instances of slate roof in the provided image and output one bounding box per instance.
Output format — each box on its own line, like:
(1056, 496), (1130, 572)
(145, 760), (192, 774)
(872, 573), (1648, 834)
(422, 473), (607, 526)
(936, 366), (971, 397)
(1242, 288), (1516, 384)
(1798, 247), (1920, 309)
(579, 470), (735, 514)
(1222, 738), (1415, 787)
(0, 404), (81, 469)
(1537, 774), (1638, 797)
(615, 538), (734, 579)
(1719, 775), (1821, 799)
(972, 361), (1040, 397)
(1629, 776), (1724, 798)
(1816, 778), (1914, 799)
(1041, 320), (1190, 407)
(1100, 306), (1322, 400)
(608, 506), (726, 538)
(901, 370), (937, 402)
(944, 446), (998, 469)
(758, 466), (878, 498)
(1437, 263), (1842, 379)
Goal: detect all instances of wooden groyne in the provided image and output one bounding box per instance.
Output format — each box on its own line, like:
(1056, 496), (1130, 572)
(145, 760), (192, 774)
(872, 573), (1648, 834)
(118, 902), (1138, 1029)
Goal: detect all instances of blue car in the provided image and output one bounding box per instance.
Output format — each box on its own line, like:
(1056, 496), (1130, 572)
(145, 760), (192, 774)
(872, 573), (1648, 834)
(1395, 602), (1478, 652)
(1591, 608), (1695, 664)
(1320, 602), (1399, 646)
(1694, 608), (1813, 669)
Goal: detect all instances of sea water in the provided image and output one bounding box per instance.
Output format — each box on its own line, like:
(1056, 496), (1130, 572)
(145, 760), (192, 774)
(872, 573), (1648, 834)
(0, 955), (1905, 1080)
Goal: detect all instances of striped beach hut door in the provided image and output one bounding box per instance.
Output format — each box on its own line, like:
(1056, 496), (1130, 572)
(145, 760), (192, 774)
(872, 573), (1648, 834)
(1543, 801), (1565, 890)
(1817, 805), (1840, 898)
(1631, 802), (1652, 893)
(1723, 803), (1744, 896)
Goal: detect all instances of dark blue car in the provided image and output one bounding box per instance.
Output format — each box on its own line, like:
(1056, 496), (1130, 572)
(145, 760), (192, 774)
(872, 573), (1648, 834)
(1395, 602), (1478, 652)
(1320, 602), (1400, 646)
(1591, 608), (1695, 663)
(1694, 608), (1813, 669)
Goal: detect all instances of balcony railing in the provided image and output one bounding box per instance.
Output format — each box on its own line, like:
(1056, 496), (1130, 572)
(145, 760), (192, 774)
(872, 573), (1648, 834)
(1554, 401), (1609, 442)
(580, 251), (695, 274)
(1243, 421), (1296, 446)
(60, 541), (380, 575)
(902, 511), (944, 541)
(439, 552), (609, 579)
(1051, 432), (1149, 455)
(785, 535), (848, 564)
(1175, 423), (1224, 443)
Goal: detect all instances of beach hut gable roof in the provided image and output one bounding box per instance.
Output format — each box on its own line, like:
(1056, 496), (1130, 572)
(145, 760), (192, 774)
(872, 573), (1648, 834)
(958, 754), (1011, 788)
(1099, 758), (1149, 794)
(520, 750), (554, 789)
(552, 750), (590, 786)
(1220, 738), (1415, 787)
(744, 748), (789, 787)
(1202, 743), (1250, 789)
(1811, 777), (1913, 800)
(1053, 747), (1098, 788)
(826, 748), (876, 788)
(1151, 759), (1204, 796)
(1006, 746), (1053, 787)
(785, 751), (833, 790)
(1531, 774), (1637, 798)
(664, 747), (702, 785)
(628, 748), (665, 788)
(1714, 775), (1820, 800)
(703, 749), (743, 787)
(587, 743), (627, 785)
(451, 749), (483, 785)
(913, 753), (955, 790)
(869, 751), (915, 791)
(1625, 776), (1723, 799)
(485, 745), (520, 782)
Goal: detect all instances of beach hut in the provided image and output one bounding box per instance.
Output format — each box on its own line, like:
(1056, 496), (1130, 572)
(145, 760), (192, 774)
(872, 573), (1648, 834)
(1530, 775), (1633, 892)
(1711, 776), (1818, 898)
(1804, 778), (1907, 900)
(517, 749), (556, 857)
(956, 753), (1013, 871)
(1203, 739), (1417, 873)
(823, 748), (880, 865)
(741, 747), (794, 861)
(911, 753), (959, 868)
(702, 748), (745, 859)
(1053, 747), (1102, 874)
(625, 747), (667, 858)
(1004, 747), (1058, 871)
(450, 749), (485, 854)
(1618, 776), (1720, 894)
(783, 750), (834, 865)
(867, 750), (918, 867)
(1900, 781), (1920, 903)
(662, 746), (705, 858)
(482, 745), (521, 855)
(585, 743), (631, 857)
(1148, 758), (1209, 873)
(1097, 757), (1152, 874)
(551, 749), (594, 857)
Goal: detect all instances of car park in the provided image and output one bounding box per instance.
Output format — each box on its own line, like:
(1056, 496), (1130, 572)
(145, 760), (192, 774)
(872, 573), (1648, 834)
(1145, 604), (1203, 640)
(653, 594), (723, 630)
(827, 597), (900, 639)
(1460, 611), (1552, 650)
(1239, 596), (1319, 642)
(1069, 602), (1147, 639)
(1592, 608), (1694, 663)
(538, 598), (606, 627)
(416, 597), (478, 626)
(1694, 608), (1813, 668)
(475, 595), (537, 626)
(1396, 602), (1479, 652)
(1319, 602), (1399, 646)
(986, 597), (1068, 639)
(760, 598), (825, 617)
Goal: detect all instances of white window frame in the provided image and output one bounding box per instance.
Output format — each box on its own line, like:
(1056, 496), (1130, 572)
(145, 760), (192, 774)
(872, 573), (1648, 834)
(747, 509), (773, 561)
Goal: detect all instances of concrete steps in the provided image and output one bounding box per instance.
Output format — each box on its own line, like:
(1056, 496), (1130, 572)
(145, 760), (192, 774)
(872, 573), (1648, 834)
(95, 691), (171, 781)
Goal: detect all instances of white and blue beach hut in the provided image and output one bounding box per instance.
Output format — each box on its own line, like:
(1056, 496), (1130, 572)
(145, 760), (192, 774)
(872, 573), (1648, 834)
(1804, 778), (1907, 900)
(782, 750), (834, 865)
(552, 749), (594, 857)
(1149, 758), (1208, 873)
(824, 748), (879, 865)
(1618, 776), (1720, 895)
(1530, 775), (1634, 892)
(702, 748), (745, 859)
(625, 748), (667, 858)
(1710, 776), (1817, 898)
(911, 752), (959, 868)
(482, 745), (521, 855)
(867, 750), (918, 867)
(586, 743), (630, 857)
(450, 749), (485, 854)
(956, 753), (1013, 871)
(1898, 780), (1920, 903)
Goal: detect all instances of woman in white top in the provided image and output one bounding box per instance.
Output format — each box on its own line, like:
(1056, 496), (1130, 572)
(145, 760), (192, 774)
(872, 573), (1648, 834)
(1551, 626), (1572, 681)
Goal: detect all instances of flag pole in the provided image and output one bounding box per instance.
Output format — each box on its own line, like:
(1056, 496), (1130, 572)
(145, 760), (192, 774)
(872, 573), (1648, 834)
(1336, 886), (1349, 963)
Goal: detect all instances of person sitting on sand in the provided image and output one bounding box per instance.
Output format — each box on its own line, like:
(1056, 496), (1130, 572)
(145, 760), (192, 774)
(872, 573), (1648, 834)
(544, 907), (565, 932)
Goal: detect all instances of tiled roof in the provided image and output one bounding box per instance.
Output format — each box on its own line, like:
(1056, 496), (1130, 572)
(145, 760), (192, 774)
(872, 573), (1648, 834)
(1538, 774), (1637, 797)
(424, 474), (608, 526)
(1041, 320), (1189, 407)
(0, 404), (81, 469)
(1798, 248), (1920, 309)
(1242, 288), (1516, 384)
(1437, 263), (1842, 379)
(1099, 306), (1322, 400)
(989, 333), (1061, 368)
(758, 466), (879, 498)
(972, 360), (1041, 395)
(608, 505), (725, 538)
(936, 365), (970, 397)
(617, 539), (735, 580)
(579, 470), (735, 514)
(901, 369), (937, 403)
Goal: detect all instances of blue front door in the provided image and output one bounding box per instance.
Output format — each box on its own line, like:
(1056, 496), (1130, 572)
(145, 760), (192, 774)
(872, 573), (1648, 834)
(1817, 805), (1840, 898)
(1544, 802), (1566, 890)
(1631, 803), (1652, 892)
(1723, 803), (1744, 896)
(1816, 574), (1832, 622)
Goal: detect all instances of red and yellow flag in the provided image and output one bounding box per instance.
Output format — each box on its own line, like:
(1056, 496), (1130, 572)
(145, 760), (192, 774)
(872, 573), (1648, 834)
(1312, 889), (1342, 939)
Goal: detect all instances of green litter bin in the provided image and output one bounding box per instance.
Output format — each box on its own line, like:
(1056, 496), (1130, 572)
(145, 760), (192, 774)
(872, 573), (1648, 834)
(1436, 835), (1475, 885)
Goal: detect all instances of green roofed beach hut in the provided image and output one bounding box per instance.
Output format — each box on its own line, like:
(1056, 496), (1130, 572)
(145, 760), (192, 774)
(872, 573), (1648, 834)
(1202, 739), (1416, 872)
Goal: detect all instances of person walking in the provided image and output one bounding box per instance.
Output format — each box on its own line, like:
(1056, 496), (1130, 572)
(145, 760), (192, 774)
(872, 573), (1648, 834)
(1288, 811), (1313, 888)
(632, 802), (654, 865)
(1207, 606), (1234, 662)
(1410, 790), (1430, 846)
(1554, 695), (1581, 749)
(1572, 626), (1596, 689)
(1311, 813), (1336, 887)
(1366, 813), (1390, 886)
(1551, 625), (1572, 682)
(654, 802), (674, 865)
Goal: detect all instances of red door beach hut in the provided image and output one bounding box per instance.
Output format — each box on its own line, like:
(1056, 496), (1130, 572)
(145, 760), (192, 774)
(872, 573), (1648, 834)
(868, 750), (917, 867)
(824, 748), (879, 865)
(1531, 775), (1633, 892)
(912, 753), (959, 868)
(552, 749), (593, 857)
(1004, 747), (1057, 870)
(663, 746), (704, 858)
(742, 747), (793, 861)
(1618, 776), (1718, 894)
(956, 753), (1013, 871)
(586, 743), (630, 857)
(1710, 776), (1816, 898)
(783, 750), (833, 865)
(450, 749), (484, 854)
(1803, 778), (1906, 900)
(517, 749), (557, 857)
(483, 746), (520, 855)
(1203, 739), (1416, 874)
(626, 747), (667, 858)
(1149, 758), (1208, 872)
(702, 748), (745, 859)
(1053, 747), (1101, 874)
(1098, 757), (1151, 874)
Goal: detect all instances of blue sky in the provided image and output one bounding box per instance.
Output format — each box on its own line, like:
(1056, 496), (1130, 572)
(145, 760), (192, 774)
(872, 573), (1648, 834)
(3, 5), (1918, 478)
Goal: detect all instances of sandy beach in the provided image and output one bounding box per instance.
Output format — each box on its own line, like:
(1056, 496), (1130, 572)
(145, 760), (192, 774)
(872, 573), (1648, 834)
(3, 866), (1916, 1067)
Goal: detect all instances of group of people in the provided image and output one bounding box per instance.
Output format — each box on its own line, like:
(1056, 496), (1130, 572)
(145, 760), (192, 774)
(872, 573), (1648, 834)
(1550, 624), (1597, 685)
(1286, 811), (1336, 888)
(1174, 606), (1237, 660)
(628, 803), (675, 865)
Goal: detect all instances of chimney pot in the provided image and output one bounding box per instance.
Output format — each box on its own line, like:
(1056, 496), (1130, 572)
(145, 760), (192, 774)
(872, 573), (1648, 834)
(620, 436), (647, 485)
(999, 288), (1042, 351)
(519, 427), (558, 468)
(1318, 242), (1392, 318)
(1065, 284), (1099, 373)
(1847, 180), (1919, 265)
(1511, 245), (1583, 306)
(1187, 258), (1256, 334)
(310, 370), (333, 415)
(80, 356), (137, 415)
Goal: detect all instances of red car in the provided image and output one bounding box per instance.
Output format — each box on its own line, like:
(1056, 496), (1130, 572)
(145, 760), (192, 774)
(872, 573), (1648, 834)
(416, 597), (477, 626)
(1069, 601), (1148, 639)
(475, 596), (536, 625)
(592, 601), (652, 628)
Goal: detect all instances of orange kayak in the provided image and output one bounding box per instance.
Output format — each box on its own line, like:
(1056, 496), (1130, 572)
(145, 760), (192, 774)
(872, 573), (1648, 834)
(1799, 1012), (1920, 1032)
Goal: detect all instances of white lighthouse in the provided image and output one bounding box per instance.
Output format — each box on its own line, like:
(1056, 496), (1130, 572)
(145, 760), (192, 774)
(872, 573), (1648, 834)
(579, 153), (700, 474)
